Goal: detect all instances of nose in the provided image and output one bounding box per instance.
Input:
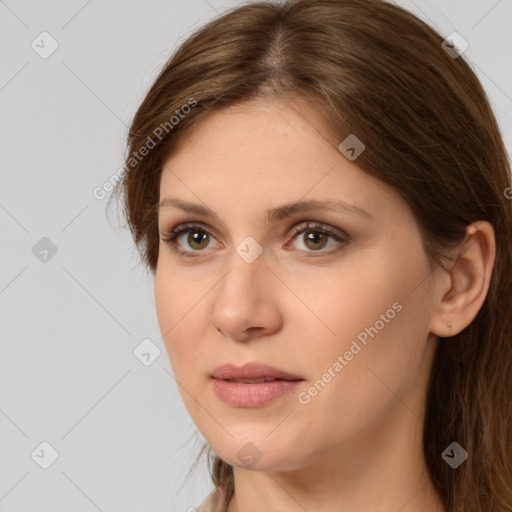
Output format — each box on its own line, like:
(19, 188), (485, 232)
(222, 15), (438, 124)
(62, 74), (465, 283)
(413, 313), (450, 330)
(209, 249), (283, 342)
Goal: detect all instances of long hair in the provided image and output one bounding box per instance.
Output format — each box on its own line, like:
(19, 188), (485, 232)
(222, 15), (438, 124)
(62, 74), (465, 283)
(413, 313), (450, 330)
(114, 1), (512, 510)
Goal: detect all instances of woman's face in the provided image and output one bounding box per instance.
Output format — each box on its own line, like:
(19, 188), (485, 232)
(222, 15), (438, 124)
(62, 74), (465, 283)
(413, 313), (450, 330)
(155, 99), (442, 474)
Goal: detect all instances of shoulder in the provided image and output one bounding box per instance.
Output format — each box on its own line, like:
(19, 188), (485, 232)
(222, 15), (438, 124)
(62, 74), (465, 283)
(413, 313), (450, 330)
(196, 487), (230, 512)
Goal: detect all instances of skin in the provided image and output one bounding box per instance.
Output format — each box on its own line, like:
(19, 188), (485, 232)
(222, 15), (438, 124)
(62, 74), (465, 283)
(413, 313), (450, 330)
(154, 98), (495, 512)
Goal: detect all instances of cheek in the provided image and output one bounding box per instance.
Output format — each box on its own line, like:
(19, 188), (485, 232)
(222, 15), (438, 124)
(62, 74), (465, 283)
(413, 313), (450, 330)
(154, 269), (208, 375)
(284, 253), (407, 357)
(291, 242), (431, 387)
(291, 290), (431, 445)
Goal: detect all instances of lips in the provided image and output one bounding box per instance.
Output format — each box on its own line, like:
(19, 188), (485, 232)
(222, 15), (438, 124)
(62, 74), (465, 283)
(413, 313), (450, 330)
(210, 363), (304, 407)
(211, 362), (303, 382)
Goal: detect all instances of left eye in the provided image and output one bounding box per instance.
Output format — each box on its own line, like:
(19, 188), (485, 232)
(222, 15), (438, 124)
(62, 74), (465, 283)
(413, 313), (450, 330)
(287, 222), (348, 254)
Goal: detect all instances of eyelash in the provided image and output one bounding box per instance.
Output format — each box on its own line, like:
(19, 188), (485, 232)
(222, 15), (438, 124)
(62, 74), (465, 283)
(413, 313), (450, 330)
(160, 221), (349, 259)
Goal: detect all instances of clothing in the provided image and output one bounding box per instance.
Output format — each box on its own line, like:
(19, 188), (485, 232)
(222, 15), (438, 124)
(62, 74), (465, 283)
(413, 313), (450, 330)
(196, 488), (230, 512)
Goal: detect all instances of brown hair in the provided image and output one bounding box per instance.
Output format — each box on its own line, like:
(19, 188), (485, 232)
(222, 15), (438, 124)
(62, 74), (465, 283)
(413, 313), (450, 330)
(114, 0), (512, 510)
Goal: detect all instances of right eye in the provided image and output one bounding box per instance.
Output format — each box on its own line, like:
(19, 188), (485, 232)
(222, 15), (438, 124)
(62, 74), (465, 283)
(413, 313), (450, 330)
(160, 222), (220, 258)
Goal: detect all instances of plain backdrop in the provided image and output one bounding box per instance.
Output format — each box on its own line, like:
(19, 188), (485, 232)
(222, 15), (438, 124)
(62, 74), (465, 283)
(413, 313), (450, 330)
(0, 0), (511, 510)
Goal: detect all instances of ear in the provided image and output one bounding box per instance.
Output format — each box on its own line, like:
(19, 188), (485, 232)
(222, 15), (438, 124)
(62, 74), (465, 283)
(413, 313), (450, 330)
(430, 221), (496, 337)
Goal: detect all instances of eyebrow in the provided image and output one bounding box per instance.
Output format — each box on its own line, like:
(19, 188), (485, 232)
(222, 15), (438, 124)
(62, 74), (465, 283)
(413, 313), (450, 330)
(158, 197), (375, 222)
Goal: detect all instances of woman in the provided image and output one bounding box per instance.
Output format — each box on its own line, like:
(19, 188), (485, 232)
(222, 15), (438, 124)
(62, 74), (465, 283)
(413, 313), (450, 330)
(114, 0), (512, 510)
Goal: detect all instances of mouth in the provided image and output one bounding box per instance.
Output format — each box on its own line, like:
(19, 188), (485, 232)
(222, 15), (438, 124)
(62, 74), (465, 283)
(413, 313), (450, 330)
(210, 362), (304, 408)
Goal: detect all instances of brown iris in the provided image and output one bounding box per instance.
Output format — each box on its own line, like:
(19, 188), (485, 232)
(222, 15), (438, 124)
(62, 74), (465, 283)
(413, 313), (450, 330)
(303, 230), (328, 250)
(187, 231), (209, 250)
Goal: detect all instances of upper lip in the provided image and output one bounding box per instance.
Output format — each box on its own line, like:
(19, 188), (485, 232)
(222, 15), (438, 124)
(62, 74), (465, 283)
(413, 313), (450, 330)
(211, 362), (303, 381)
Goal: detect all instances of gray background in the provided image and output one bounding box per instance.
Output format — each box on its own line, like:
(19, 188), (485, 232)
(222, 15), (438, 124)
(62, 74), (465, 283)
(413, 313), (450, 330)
(0, 0), (511, 511)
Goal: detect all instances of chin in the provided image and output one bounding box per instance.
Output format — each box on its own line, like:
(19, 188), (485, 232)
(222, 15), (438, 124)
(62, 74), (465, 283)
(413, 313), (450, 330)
(208, 433), (303, 472)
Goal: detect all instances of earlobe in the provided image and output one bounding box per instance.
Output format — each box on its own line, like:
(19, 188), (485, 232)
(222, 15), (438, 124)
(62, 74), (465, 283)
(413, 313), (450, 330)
(430, 221), (496, 338)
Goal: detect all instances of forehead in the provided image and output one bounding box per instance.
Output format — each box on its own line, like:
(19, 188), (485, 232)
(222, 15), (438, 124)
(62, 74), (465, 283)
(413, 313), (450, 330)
(162, 100), (341, 189)
(158, 100), (406, 228)
(170, 99), (335, 164)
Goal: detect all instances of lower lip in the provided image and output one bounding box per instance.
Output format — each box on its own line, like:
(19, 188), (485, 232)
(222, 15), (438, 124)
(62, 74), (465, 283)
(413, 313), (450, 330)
(212, 378), (303, 407)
